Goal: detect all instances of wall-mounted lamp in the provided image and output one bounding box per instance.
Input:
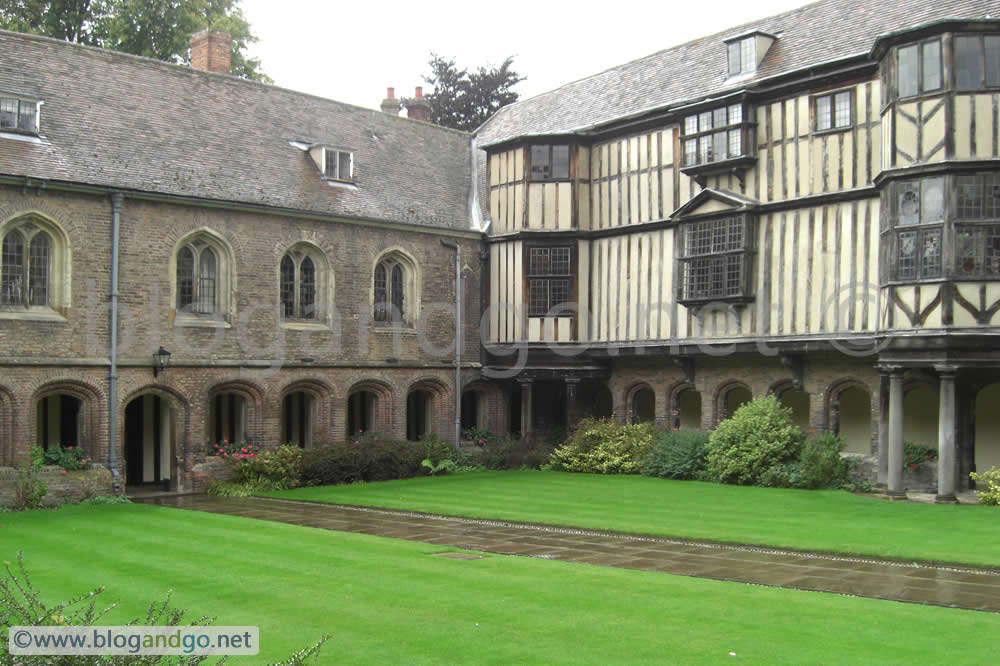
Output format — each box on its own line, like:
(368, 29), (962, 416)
(153, 346), (172, 378)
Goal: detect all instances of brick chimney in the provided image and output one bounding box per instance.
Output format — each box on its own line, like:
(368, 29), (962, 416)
(380, 87), (401, 116)
(190, 29), (232, 74)
(406, 86), (431, 122)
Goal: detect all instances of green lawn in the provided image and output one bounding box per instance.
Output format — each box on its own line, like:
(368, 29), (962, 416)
(264, 470), (1000, 567)
(2, 503), (1000, 664)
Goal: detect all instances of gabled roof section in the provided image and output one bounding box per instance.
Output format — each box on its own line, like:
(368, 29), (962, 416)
(476, 0), (999, 147)
(672, 188), (759, 219)
(0, 30), (473, 230)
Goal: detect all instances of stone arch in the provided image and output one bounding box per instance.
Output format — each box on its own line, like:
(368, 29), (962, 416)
(346, 379), (395, 437)
(31, 379), (104, 459)
(461, 380), (505, 433)
(667, 381), (702, 430)
(206, 379), (266, 447)
(824, 378), (875, 455)
(715, 380), (753, 423)
(372, 247), (421, 326)
(624, 382), (656, 424)
(0, 209), (73, 312)
(768, 380), (811, 432)
(119, 384), (191, 491)
(278, 378), (334, 448)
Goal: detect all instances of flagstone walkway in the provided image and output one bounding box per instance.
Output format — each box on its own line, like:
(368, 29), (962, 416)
(137, 494), (1000, 613)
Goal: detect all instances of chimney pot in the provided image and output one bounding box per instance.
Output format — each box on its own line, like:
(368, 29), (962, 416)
(406, 87), (431, 122)
(190, 29), (232, 74)
(415, 86), (423, 98)
(380, 86), (401, 116)
(386, 87), (395, 99)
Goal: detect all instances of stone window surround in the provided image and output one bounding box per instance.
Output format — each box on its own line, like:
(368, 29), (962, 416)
(0, 211), (71, 322)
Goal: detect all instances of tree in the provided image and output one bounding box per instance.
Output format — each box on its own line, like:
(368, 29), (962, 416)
(408, 54), (524, 132)
(0, 0), (268, 81)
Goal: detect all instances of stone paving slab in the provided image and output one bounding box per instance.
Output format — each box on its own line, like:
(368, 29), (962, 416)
(137, 495), (1000, 613)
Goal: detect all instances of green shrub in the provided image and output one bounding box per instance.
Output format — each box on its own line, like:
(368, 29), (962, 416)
(550, 419), (657, 474)
(480, 435), (553, 470)
(640, 429), (710, 480)
(300, 436), (424, 486)
(904, 441), (937, 470)
(421, 434), (458, 466)
(230, 445), (303, 489)
(970, 467), (1000, 506)
(796, 432), (848, 489)
(462, 427), (502, 448)
(207, 479), (287, 497)
(78, 494), (130, 505)
(13, 447), (47, 511)
(0, 552), (330, 665)
(42, 445), (92, 471)
(706, 396), (803, 485)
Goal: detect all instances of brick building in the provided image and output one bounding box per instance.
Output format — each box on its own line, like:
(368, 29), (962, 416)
(2, 0), (1000, 500)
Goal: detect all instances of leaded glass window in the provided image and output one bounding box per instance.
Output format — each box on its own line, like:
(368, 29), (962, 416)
(678, 215), (754, 304)
(374, 256), (410, 325)
(1, 225), (51, 308)
(526, 246), (573, 316)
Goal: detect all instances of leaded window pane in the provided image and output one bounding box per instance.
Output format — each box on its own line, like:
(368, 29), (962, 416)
(198, 247), (217, 315)
(897, 45), (918, 98)
(741, 37), (756, 73)
(922, 40), (942, 92)
(957, 228), (983, 275)
(552, 145), (570, 179)
(834, 92), (851, 127)
(986, 174), (1000, 218)
(176, 246), (194, 310)
(922, 177), (944, 224)
(549, 279), (570, 309)
(898, 231), (917, 279)
(1, 231), (24, 306)
(987, 226), (1000, 274)
(699, 111), (713, 132)
(986, 36), (1000, 87)
(713, 108), (727, 129)
(816, 95), (832, 131)
(713, 131), (727, 162)
(728, 42), (741, 76)
(0, 99), (17, 130)
(530, 145), (550, 179)
(922, 229), (942, 278)
(391, 263), (404, 322)
(684, 116), (698, 135)
(28, 231), (48, 306)
(684, 139), (697, 166)
(728, 104), (742, 125)
(337, 152), (351, 180)
(699, 136), (711, 163)
(956, 36), (982, 90)
(300, 257), (316, 319)
(550, 247), (570, 275)
(898, 183), (920, 226)
(957, 175), (981, 218)
(373, 263), (388, 322)
(728, 129), (742, 159)
(528, 279), (548, 316)
(280, 255), (295, 318)
(529, 247), (549, 274)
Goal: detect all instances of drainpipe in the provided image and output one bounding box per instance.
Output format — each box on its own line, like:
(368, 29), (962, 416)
(440, 239), (462, 452)
(108, 192), (123, 493)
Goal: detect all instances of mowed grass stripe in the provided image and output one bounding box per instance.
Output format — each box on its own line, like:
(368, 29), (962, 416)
(264, 471), (1000, 567)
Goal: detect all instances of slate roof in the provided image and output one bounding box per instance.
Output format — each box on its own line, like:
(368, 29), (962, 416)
(0, 30), (473, 230)
(476, 0), (1000, 146)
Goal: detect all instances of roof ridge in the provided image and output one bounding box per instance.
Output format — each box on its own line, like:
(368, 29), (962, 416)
(0, 28), (472, 137)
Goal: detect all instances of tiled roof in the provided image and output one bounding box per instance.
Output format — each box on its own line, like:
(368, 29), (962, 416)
(477, 0), (1000, 146)
(0, 31), (473, 230)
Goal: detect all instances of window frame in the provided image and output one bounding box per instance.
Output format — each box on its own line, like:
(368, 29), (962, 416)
(953, 33), (1000, 91)
(171, 231), (233, 326)
(323, 148), (353, 182)
(279, 251), (319, 321)
(528, 144), (572, 182)
(525, 245), (574, 317)
(0, 216), (68, 318)
(680, 102), (755, 171)
(373, 253), (417, 327)
(813, 89), (854, 134)
(676, 214), (756, 307)
(0, 96), (40, 135)
(726, 37), (757, 76)
(893, 37), (943, 101)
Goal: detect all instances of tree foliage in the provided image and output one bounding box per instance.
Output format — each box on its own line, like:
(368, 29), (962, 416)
(409, 53), (523, 131)
(0, 0), (268, 81)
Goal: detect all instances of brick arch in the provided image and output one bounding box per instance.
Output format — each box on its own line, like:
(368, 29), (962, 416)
(0, 384), (15, 465)
(666, 380), (699, 429)
(460, 380), (505, 433)
(406, 377), (450, 440)
(624, 381), (656, 424)
(714, 380), (753, 423)
(119, 384), (192, 489)
(0, 199), (85, 240)
(206, 379), (266, 444)
(279, 378), (336, 445)
(346, 379), (396, 436)
(30, 379), (105, 461)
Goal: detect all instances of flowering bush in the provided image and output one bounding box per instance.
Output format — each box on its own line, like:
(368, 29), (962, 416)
(549, 418), (657, 474)
(903, 441), (937, 470)
(42, 445), (92, 471)
(970, 467), (1000, 506)
(211, 440), (261, 459)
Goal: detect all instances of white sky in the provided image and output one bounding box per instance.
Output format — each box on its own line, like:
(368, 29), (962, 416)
(240, 0), (811, 110)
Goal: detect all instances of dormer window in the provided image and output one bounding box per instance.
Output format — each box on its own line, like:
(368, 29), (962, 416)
(725, 31), (775, 77)
(0, 96), (39, 135)
(324, 149), (353, 182)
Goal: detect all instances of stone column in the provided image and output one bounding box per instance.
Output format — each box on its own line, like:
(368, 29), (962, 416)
(519, 379), (534, 436)
(886, 368), (906, 497)
(877, 372), (890, 488)
(565, 378), (580, 432)
(935, 365), (958, 504)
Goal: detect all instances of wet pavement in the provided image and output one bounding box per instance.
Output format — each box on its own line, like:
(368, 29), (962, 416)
(137, 494), (1000, 613)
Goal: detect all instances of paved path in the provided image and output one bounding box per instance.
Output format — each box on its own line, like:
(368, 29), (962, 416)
(137, 495), (1000, 613)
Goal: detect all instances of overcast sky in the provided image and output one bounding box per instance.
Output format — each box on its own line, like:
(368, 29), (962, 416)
(240, 0), (812, 111)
